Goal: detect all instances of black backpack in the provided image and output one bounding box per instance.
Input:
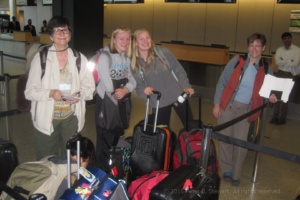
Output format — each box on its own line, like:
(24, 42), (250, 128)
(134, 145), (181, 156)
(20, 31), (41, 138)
(16, 46), (81, 112)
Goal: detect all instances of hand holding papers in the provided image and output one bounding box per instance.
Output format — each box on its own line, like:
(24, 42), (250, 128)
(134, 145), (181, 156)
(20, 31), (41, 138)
(62, 92), (80, 101)
(259, 74), (294, 103)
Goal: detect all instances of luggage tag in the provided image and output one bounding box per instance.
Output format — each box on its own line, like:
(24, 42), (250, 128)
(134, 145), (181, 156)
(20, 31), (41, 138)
(79, 167), (100, 189)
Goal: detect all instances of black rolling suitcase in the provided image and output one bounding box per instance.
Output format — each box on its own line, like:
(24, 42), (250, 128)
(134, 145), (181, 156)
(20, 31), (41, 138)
(150, 126), (220, 200)
(130, 91), (176, 180)
(0, 139), (19, 186)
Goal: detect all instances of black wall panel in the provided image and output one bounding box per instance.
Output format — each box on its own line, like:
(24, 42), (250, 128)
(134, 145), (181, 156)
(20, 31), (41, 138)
(52, 0), (104, 58)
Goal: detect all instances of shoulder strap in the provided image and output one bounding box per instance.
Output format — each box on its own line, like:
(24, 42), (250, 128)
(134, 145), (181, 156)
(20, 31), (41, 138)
(95, 48), (112, 85)
(40, 46), (50, 79)
(154, 46), (179, 82)
(98, 48), (112, 67)
(234, 54), (247, 69)
(71, 48), (81, 73)
(40, 47), (81, 79)
(261, 58), (269, 74)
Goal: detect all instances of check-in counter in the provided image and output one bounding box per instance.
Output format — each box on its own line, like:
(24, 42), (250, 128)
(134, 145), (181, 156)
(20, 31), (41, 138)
(160, 42), (230, 66)
(160, 42), (229, 98)
(40, 33), (52, 45)
(13, 31), (35, 43)
(0, 33), (31, 75)
(0, 33), (31, 58)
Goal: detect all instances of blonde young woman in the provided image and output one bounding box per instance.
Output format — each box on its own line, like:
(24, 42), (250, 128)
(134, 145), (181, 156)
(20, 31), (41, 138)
(95, 27), (136, 173)
(131, 28), (194, 128)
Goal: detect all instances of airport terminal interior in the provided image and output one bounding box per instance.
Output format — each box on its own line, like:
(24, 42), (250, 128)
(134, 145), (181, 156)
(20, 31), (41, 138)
(0, 58), (300, 200)
(1, 0), (300, 199)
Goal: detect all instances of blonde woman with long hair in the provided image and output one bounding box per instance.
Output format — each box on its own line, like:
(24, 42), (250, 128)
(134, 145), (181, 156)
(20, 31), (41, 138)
(95, 27), (136, 173)
(131, 28), (194, 128)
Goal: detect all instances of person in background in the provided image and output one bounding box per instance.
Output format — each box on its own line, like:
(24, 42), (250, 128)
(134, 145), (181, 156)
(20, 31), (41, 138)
(24, 18), (37, 36)
(41, 19), (48, 33)
(270, 32), (300, 125)
(0, 18), (3, 33)
(95, 27), (136, 173)
(212, 33), (277, 186)
(131, 28), (194, 128)
(25, 16), (95, 160)
(8, 16), (20, 33)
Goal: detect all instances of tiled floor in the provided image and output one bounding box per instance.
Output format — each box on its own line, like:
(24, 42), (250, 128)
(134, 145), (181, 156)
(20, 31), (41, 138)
(1, 64), (300, 200)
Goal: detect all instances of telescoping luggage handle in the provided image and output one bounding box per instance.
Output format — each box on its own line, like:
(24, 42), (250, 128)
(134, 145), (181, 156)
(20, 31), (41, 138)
(66, 133), (81, 188)
(144, 91), (161, 133)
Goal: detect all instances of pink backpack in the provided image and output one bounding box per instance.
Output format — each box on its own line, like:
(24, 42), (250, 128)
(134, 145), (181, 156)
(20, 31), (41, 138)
(128, 170), (169, 200)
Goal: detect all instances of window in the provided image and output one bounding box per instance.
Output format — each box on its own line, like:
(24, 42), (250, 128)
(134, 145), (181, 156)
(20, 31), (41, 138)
(43, 0), (53, 6)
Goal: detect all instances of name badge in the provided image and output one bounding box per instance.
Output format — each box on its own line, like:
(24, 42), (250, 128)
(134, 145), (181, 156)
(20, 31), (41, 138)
(59, 83), (71, 91)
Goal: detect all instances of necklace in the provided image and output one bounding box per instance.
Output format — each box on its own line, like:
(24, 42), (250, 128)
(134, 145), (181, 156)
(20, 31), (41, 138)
(49, 46), (69, 52)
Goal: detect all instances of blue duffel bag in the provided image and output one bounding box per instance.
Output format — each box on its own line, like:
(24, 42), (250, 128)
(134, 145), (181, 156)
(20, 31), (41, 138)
(59, 167), (129, 200)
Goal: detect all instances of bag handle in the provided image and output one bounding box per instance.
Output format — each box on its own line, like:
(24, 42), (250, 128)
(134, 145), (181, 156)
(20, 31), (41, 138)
(144, 91), (161, 133)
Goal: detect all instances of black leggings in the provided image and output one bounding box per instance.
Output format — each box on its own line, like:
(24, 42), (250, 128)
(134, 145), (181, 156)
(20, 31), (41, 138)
(95, 126), (124, 173)
(152, 100), (193, 129)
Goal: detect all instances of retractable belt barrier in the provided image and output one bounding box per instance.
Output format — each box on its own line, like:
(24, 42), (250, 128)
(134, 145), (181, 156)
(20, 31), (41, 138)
(206, 101), (300, 164)
(212, 102), (267, 132)
(0, 73), (23, 118)
(211, 131), (300, 164)
(0, 74), (21, 81)
(0, 109), (21, 118)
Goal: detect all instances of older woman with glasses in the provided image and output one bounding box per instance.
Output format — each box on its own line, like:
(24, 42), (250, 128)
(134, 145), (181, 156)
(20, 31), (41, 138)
(25, 16), (95, 160)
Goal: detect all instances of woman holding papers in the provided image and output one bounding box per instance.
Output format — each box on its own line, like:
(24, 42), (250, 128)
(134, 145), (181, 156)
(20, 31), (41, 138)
(212, 33), (277, 186)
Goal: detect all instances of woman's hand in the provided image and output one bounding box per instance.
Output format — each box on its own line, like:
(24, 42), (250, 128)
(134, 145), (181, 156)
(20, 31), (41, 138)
(143, 87), (154, 96)
(49, 89), (63, 101)
(114, 87), (129, 100)
(269, 93), (278, 104)
(65, 92), (80, 105)
(212, 104), (221, 119)
(184, 88), (195, 97)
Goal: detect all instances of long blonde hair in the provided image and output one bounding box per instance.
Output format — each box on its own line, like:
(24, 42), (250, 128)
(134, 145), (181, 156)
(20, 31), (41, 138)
(109, 27), (132, 57)
(131, 29), (155, 73)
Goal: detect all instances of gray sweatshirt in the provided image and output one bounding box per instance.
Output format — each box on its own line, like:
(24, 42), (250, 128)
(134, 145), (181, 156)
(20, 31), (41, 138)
(133, 46), (191, 108)
(96, 46), (136, 98)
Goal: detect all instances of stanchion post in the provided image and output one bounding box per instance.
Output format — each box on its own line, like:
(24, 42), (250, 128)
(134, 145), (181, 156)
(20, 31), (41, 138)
(4, 74), (11, 140)
(251, 100), (269, 183)
(0, 51), (3, 75)
(200, 124), (213, 169)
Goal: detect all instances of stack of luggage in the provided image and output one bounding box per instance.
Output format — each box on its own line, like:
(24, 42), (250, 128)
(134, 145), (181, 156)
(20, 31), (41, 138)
(128, 92), (220, 200)
(0, 91), (220, 200)
(1, 134), (130, 200)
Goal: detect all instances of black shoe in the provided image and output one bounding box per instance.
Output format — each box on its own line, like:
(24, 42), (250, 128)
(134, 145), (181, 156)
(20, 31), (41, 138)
(276, 118), (286, 125)
(231, 179), (240, 186)
(269, 117), (278, 124)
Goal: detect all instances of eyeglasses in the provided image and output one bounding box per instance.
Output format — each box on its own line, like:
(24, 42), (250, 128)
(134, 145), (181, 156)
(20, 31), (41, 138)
(249, 44), (263, 49)
(53, 28), (70, 35)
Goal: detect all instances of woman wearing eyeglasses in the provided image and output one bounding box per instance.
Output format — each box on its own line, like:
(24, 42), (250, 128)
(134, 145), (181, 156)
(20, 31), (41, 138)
(25, 16), (95, 160)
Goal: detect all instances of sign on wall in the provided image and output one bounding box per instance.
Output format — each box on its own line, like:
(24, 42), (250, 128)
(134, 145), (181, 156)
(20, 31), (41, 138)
(289, 10), (300, 33)
(43, 0), (53, 5)
(16, 0), (27, 6)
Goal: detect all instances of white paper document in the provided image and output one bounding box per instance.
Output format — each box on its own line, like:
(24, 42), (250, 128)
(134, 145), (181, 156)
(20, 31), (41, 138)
(62, 92), (80, 101)
(259, 74), (294, 103)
